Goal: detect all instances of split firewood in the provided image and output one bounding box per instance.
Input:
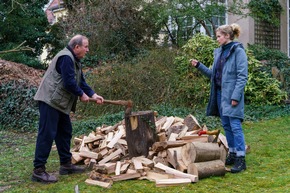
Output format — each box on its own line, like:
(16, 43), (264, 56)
(85, 179), (112, 188)
(184, 114), (201, 131)
(79, 150), (100, 160)
(155, 178), (192, 187)
(88, 159), (96, 170)
(71, 152), (84, 164)
(84, 135), (103, 144)
(107, 126), (125, 148)
(152, 141), (188, 152)
(177, 134), (208, 143)
(155, 117), (167, 133)
(176, 125), (189, 139)
(98, 149), (123, 164)
(111, 172), (141, 182)
(157, 132), (167, 142)
(168, 133), (179, 141)
(166, 147), (187, 172)
(132, 157), (144, 172)
(162, 116), (175, 131)
(115, 161), (121, 175)
(154, 162), (198, 182)
(145, 171), (174, 182)
(120, 162), (130, 174)
(136, 156), (154, 168)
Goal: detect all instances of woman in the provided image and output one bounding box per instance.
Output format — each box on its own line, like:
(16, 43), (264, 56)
(191, 23), (248, 173)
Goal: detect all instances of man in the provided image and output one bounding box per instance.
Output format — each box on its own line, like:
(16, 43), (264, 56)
(32, 35), (104, 183)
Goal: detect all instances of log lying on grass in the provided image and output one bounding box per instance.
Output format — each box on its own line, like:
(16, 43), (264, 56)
(187, 160), (226, 179)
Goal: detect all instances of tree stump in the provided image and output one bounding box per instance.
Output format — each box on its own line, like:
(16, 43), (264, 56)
(181, 142), (223, 166)
(125, 111), (157, 157)
(187, 160), (226, 179)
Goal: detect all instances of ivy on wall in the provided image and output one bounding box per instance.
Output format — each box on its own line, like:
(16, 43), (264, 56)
(248, 0), (283, 26)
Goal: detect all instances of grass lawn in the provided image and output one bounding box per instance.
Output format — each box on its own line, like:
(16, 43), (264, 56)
(1, 116), (290, 193)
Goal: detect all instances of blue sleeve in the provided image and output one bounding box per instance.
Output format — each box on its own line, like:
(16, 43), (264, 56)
(79, 72), (95, 97)
(56, 56), (84, 96)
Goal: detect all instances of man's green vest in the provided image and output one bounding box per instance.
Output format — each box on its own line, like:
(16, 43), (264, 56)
(34, 48), (82, 115)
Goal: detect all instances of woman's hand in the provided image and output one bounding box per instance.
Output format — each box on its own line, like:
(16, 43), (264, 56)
(231, 100), (238, 106)
(190, 59), (199, 67)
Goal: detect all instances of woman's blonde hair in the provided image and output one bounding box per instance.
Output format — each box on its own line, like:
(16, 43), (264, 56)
(216, 23), (241, 40)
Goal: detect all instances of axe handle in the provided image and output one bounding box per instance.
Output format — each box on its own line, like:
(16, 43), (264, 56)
(89, 98), (129, 106)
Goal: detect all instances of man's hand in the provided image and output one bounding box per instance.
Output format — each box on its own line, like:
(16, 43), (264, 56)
(80, 93), (90, 102)
(91, 93), (104, 104)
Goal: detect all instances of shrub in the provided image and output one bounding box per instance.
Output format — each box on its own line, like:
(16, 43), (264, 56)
(0, 81), (39, 131)
(173, 34), (218, 108)
(247, 44), (290, 99)
(76, 48), (179, 117)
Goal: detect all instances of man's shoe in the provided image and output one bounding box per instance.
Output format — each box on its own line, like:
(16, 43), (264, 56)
(231, 156), (246, 173)
(225, 152), (236, 165)
(31, 166), (57, 183)
(59, 163), (85, 175)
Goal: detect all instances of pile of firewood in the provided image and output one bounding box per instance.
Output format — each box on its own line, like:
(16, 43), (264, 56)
(71, 113), (229, 188)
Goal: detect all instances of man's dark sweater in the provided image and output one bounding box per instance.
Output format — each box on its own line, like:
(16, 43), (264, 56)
(55, 46), (94, 97)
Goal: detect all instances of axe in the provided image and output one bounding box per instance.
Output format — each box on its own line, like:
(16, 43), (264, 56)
(198, 129), (221, 143)
(89, 98), (133, 115)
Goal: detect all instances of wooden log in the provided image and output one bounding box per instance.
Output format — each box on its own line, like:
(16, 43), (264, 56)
(88, 159), (96, 170)
(132, 157), (144, 172)
(219, 133), (228, 150)
(79, 150), (100, 160)
(184, 114), (201, 131)
(120, 163), (130, 174)
(152, 141), (188, 152)
(155, 116), (167, 133)
(85, 179), (112, 188)
(71, 152), (84, 164)
(162, 116), (175, 131)
(136, 156), (154, 168)
(111, 172), (141, 182)
(181, 142), (222, 166)
(168, 133), (179, 141)
(177, 135), (208, 143)
(156, 178), (192, 187)
(176, 125), (188, 139)
(98, 149), (123, 164)
(115, 161), (121, 175)
(145, 171), (174, 182)
(187, 160), (226, 179)
(166, 147), (187, 172)
(84, 135), (103, 144)
(157, 132), (167, 142)
(125, 111), (157, 157)
(107, 126), (125, 148)
(154, 163), (198, 182)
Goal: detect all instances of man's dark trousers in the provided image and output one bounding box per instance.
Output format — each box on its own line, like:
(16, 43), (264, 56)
(33, 101), (72, 168)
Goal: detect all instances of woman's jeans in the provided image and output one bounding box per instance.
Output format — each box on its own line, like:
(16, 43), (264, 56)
(217, 89), (246, 157)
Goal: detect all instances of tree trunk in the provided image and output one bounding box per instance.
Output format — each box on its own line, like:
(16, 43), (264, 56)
(125, 111), (157, 157)
(187, 160), (226, 179)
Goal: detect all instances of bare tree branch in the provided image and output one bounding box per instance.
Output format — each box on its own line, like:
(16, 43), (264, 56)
(0, 41), (35, 54)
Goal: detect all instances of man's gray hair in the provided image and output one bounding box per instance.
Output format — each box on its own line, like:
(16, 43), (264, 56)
(68, 35), (88, 49)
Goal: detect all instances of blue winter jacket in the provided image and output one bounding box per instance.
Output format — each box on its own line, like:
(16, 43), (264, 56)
(196, 42), (248, 120)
